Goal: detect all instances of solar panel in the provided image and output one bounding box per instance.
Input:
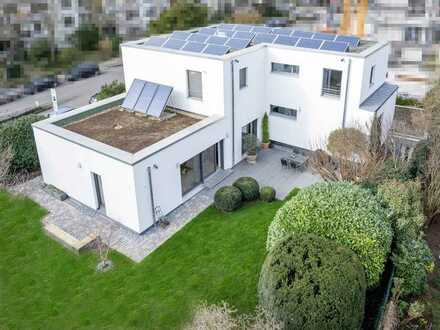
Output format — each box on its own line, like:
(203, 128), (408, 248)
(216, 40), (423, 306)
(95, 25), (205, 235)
(292, 30), (314, 38)
(234, 31), (255, 40)
(182, 42), (206, 53)
(312, 32), (336, 41)
(188, 33), (209, 43)
(296, 38), (323, 49)
(252, 26), (272, 33)
(206, 35), (228, 45)
(335, 35), (360, 47)
(218, 23), (235, 30)
(162, 38), (186, 50)
(134, 82), (158, 113)
(234, 25), (253, 32)
(144, 36), (167, 47)
(203, 44), (230, 55)
(121, 79), (145, 110)
(274, 35), (300, 46)
(216, 29), (236, 37)
(147, 85), (173, 118)
(253, 33), (277, 44)
(320, 41), (349, 52)
(272, 28), (293, 35)
(170, 31), (192, 40)
(199, 27), (216, 35)
(226, 38), (251, 49)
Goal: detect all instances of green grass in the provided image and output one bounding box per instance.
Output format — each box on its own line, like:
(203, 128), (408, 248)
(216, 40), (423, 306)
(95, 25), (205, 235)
(0, 190), (281, 329)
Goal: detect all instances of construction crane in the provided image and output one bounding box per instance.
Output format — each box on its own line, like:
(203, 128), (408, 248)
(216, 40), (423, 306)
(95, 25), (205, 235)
(339, 0), (368, 37)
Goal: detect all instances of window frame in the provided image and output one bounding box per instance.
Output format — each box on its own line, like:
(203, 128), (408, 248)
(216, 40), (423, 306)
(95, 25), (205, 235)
(271, 62), (300, 76)
(270, 104), (298, 120)
(187, 70), (203, 100)
(369, 65), (375, 86)
(321, 68), (342, 97)
(239, 67), (248, 89)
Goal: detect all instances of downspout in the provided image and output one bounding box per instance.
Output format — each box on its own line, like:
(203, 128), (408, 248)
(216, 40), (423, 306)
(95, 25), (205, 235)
(147, 166), (156, 225)
(342, 58), (351, 128)
(231, 60), (237, 165)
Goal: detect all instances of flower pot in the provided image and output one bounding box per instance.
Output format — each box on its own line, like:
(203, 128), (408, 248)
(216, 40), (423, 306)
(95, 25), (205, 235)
(261, 142), (270, 149)
(246, 154), (257, 164)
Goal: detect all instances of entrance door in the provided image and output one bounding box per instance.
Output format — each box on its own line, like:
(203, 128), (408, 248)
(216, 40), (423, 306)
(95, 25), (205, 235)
(93, 173), (105, 209)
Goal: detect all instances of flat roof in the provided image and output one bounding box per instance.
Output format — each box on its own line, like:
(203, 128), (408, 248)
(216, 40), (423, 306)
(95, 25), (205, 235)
(123, 24), (384, 59)
(62, 107), (202, 153)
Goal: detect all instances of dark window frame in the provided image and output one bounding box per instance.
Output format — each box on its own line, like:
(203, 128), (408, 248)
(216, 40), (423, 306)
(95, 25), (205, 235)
(271, 62), (300, 75)
(322, 68), (342, 97)
(239, 67), (247, 89)
(270, 104), (298, 120)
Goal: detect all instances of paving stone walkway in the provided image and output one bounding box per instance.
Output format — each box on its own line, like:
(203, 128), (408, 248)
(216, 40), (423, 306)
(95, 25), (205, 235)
(10, 147), (321, 262)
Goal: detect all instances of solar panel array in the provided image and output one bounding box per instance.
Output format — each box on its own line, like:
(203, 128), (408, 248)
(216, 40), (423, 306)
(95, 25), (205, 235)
(143, 24), (361, 57)
(122, 79), (173, 118)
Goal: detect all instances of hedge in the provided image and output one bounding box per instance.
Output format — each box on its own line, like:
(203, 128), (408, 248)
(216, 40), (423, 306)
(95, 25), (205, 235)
(259, 234), (366, 329)
(0, 114), (44, 173)
(260, 186), (276, 202)
(232, 177), (259, 201)
(267, 182), (393, 287)
(214, 186), (242, 212)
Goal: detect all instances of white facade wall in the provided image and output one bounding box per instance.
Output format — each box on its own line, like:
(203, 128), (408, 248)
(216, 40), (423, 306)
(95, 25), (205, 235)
(33, 128), (142, 232)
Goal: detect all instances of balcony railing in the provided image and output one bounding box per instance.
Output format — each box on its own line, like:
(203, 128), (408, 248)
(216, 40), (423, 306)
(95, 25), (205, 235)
(321, 87), (341, 97)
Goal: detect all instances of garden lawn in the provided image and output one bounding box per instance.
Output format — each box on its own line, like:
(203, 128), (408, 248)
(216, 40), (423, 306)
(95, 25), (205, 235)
(0, 190), (281, 329)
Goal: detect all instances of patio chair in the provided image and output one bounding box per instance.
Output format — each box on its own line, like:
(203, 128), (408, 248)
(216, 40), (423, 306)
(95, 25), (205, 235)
(281, 158), (289, 168)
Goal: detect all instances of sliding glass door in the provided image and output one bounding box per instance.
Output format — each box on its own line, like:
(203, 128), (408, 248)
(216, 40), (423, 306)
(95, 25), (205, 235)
(180, 144), (218, 195)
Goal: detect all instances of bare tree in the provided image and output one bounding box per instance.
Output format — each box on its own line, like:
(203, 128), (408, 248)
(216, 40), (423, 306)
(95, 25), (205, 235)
(93, 224), (120, 272)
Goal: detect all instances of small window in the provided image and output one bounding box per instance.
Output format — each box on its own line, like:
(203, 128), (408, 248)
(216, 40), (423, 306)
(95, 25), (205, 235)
(270, 105), (298, 120)
(64, 16), (74, 27)
(239, 67), (247, 89)
(322, 68), (342, 97)
(62, 0), (72, 8)
(271, 62), (299, 75)
(369, 65), (375, 86)
(187, 70), (203, 100)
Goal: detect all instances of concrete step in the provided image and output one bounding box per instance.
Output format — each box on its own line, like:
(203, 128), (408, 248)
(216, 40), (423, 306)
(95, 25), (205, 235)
(204, 169), (233, 189)
(44, 223), (96, 255)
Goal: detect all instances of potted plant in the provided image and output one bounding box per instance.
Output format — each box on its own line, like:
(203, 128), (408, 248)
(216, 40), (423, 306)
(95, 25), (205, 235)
(244, 134), (258, 164)
(261, 113), (270, 149)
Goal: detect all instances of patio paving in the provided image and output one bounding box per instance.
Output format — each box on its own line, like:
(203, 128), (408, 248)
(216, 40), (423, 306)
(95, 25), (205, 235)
(10, 147), (321, 262)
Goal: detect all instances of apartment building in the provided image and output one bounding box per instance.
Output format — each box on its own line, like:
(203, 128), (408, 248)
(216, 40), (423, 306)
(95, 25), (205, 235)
(32, 24), (396, 233)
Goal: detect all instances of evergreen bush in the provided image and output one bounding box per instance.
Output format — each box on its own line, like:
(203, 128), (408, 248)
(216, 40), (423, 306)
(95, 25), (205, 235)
(214, 186), (243, 212)
(260, 186), (276, 202)
(233, 177), (259, 201)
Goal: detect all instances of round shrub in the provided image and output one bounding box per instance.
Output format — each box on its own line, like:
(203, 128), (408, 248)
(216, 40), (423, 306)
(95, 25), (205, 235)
(267, 182), (393, 287)
(214, 186), (242, 212)
(260, 186), (276, 202)
(259, 234), (366, 330)
(233, 177), (260, 201)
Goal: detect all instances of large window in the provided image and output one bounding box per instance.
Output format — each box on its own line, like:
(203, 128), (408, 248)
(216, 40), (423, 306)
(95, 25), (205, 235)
(242, 119), (257, 155)
(405, 27), (422, 42)
(271, 62), (299, 75)
(322, 69), (342, 97)
(239, 67), (247, 89)
(270, 105), (298, 119)
(64, 16), (74, 27)
(180, 145), (218, 195)
(187, 70), (203, 99)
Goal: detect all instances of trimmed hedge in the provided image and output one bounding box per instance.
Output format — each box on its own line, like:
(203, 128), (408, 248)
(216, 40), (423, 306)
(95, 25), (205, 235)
(267, 182), (393, 287)
(284, 187), (300, 202)
(233, 177), (259, 201)
(259, 234), (366, 329)
(0, 114), (44, 173)
(260, 186), (276, 202)
(214, 186), (242, 212)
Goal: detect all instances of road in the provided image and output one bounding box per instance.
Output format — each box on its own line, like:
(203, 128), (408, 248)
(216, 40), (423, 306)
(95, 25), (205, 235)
(0, 63), (124, 122)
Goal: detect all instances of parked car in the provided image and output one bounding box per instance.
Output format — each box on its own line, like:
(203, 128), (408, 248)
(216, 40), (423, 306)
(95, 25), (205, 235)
(23, 76), (58, 95)
(66, 62), (100, 81)
(0, 88), (22, 105)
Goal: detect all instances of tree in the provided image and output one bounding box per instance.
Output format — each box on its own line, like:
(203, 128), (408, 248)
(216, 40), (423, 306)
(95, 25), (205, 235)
(29, 39), (52, 65)
(230, 8), (263, 24)
(148, 1), (208, 35)
(72, 24), (100, 51)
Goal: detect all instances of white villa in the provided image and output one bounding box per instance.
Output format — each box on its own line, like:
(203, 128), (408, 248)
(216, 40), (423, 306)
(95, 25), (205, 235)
(32, 24), (398, 234)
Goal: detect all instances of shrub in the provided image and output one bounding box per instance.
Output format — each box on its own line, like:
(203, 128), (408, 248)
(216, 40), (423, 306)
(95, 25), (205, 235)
(377, 180), (425, 242)
(284, 187), (300, 202)
(327, 127), (368, 158)
(366, 158), (411, 188)
(57, 47), (80, 67)
(259, 234), (366, 329)
(262, 113), (269, 144)
(267, 182), (393, 287)
(393, 238), (434, 297)
(96, 80), (125, 101)
(408, 140), (429, 179)
(233, 177), (259, 201)
(0, 114), (45, 174)
(185, 302), (239, 330)
(260, 186), (276, 202)
(214, 186), (242, 212)
(243, 134), (258, 156)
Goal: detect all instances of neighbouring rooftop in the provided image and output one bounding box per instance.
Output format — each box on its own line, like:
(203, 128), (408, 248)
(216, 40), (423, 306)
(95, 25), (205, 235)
(63, 107), (202, 153)
(135, 23), (377, 57)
